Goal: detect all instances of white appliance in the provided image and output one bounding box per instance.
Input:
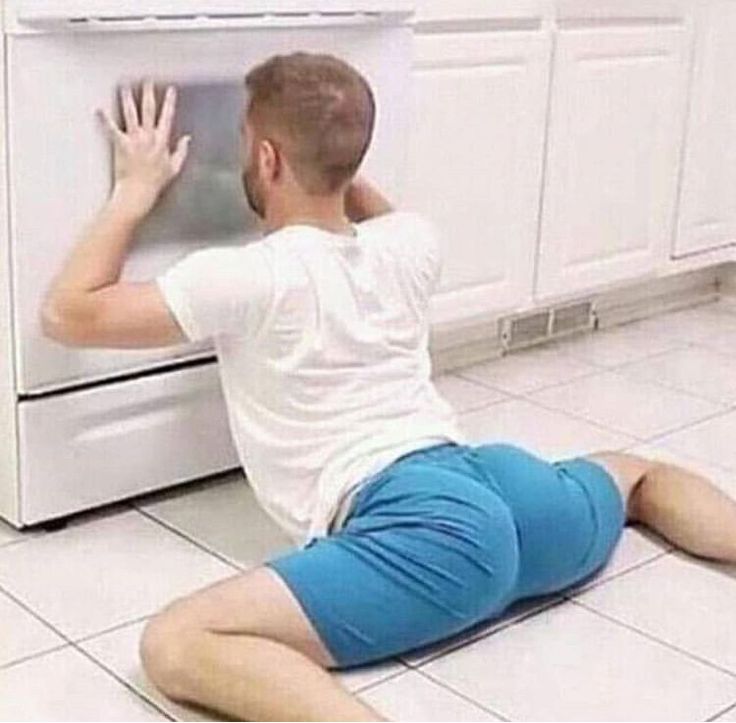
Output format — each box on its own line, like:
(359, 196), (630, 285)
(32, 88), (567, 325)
(0, 0), (413, 527)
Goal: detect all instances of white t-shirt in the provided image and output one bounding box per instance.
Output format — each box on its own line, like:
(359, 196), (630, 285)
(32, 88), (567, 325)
(156, 211), (468, 545)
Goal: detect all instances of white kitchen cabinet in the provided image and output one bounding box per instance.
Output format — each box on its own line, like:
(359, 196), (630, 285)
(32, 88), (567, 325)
(674, 1), (736, 257)
(535, 21), (691, 299)
(413, 0), (554, 25)
(403, 28), (552, 326)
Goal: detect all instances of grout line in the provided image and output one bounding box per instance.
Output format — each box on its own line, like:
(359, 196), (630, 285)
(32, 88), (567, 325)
(73, 613), (153, 645)
(707, 700), (736, 722)
(641, 403), (736, 447)
(514, 380), (730, 448)
(487, 388), (644, 448)
(415, 666), (512, 721)
(571, 598), (736, 681)
(0, 641), (71, 672)
(407, 596), (567, 670)
(0, 586), (173, 721)
(72, 642), (176, 722)
(134, 506), (246, 573)
(451, 312), (736, 419)
(0, 583), (71, 651)
(563, 548), (672, 598)
(613, 349), (736, 408)
(456, 365), (604, 399)
(350, 661), (411, 695)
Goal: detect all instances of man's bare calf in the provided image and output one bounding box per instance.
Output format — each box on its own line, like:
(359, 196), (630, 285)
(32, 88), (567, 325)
(586, 451), (736, 564)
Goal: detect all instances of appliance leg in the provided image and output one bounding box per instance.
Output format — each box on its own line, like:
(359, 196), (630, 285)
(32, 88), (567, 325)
(41, 517), (69, 532)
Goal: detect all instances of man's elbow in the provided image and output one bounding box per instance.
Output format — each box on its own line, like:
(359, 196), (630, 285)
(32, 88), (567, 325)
(39, 299), (88, 346)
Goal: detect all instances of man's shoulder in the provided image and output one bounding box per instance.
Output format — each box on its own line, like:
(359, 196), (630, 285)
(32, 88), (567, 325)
(361, 210), (440, 261)
(173, 242), (273, 283)
(359, 209), (433, 232)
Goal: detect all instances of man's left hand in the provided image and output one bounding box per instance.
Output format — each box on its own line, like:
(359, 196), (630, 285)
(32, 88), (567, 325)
(97, 79), (191, 222)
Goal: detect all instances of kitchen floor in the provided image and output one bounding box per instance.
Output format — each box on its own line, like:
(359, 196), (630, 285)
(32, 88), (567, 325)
(3, 298), (736, 722)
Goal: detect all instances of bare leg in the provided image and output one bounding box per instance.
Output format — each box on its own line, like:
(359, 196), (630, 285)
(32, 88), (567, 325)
(140, 567), (384, 722)
(587, 451), (736, 563)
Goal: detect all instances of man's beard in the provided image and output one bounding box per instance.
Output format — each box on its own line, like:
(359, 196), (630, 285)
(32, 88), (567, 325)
(241, 167), (265, 219)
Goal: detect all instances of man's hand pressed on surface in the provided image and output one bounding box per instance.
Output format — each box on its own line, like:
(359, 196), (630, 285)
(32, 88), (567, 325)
(98, 80), (190, 221)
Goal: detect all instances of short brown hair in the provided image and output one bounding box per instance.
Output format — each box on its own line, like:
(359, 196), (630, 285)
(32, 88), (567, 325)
(244, 52), (375, 194)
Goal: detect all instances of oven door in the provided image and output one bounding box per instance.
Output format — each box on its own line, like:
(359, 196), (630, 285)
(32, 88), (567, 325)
(5, 3), (412, 394)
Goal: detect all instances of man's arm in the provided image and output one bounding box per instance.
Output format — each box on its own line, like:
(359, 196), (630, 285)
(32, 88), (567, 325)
(344, 176), (394, 222)
(41, 80), (192, 348)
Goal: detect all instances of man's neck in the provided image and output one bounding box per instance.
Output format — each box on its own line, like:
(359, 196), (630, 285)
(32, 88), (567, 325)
(262, 194), (356, 237)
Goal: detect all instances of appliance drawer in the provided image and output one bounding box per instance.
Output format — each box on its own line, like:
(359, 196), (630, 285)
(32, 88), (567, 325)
(17, 362), (239, 526)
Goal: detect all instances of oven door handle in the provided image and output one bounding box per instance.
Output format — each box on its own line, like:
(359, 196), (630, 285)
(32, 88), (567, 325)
(10, 0), (414, 33)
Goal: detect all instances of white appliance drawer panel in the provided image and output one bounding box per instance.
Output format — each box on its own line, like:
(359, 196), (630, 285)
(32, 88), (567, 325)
(7, 22), (411, 393)
(17, 362), (239, 525)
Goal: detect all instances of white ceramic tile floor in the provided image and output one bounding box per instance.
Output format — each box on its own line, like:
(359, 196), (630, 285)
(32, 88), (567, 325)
(655, 408), (736, 473)
(530, 370), (722, 439)
(3, 303), (736, 721)
(459, 397), (635, 459)
(138, 470), (293, 569)
(457, 345), (598, 395)
(578, 553), (736, 673)
(552, 321), (685, 368)
(0, 509), (235, 640)
(359, 670), (503, 721)
(0, 646), (167, 721)
(630, 303), (736, 347)
(618, 346), (736, 404)
(422, 601), (736, 722)
(0, 589), (65, 668)
(432, 373), (509, 413)
(715, 704), (736, 722)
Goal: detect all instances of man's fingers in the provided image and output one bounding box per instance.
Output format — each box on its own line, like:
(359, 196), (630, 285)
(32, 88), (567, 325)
(142, 79), (156, 130)
(156, 86), (177, 143)
(96, 108), (125, 143)
(120, 85), (139, 132)
(171, 135), (191, 176)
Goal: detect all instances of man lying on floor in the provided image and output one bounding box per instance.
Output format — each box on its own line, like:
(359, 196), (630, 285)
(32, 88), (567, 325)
(41, 52), (736, 722)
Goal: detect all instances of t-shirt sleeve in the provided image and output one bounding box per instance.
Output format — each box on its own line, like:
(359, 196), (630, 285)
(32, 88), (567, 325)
(404, 211), (442, 296)
(155, 244), (274, 342)
(363, 210), (442, 296)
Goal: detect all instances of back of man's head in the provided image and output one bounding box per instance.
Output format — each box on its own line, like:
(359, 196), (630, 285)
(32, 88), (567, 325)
(244, 52), (376, 195)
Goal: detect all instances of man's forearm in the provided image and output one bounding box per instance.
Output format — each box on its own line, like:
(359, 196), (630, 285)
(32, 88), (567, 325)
(44, 184), (150, 304)
(345, 177), (394, 222)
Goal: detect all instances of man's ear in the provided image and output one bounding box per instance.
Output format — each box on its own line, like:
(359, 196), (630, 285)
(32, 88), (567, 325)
(260, 138), (282, 182)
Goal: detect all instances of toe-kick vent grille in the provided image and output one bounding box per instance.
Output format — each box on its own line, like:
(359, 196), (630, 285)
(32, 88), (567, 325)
(552, 301), (595, 336)
(500, 310), (551, 351)
(500, 301), (595, 352)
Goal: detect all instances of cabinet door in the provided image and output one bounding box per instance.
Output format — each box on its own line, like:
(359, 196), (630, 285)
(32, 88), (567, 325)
(675, 2), (736, 257)
(403, 30), (552, 326)
(536, 23), (691, 299)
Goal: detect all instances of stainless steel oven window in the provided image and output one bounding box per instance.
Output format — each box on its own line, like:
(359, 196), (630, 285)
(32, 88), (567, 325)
(113, 80), (256, 245)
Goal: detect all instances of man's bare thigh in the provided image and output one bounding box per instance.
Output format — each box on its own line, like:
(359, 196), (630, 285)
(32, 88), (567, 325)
(584, 451), (651, 520)
(157, 566), (335, 668)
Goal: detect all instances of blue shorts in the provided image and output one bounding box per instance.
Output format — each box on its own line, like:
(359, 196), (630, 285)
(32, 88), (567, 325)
(267, 442), (625, 668)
